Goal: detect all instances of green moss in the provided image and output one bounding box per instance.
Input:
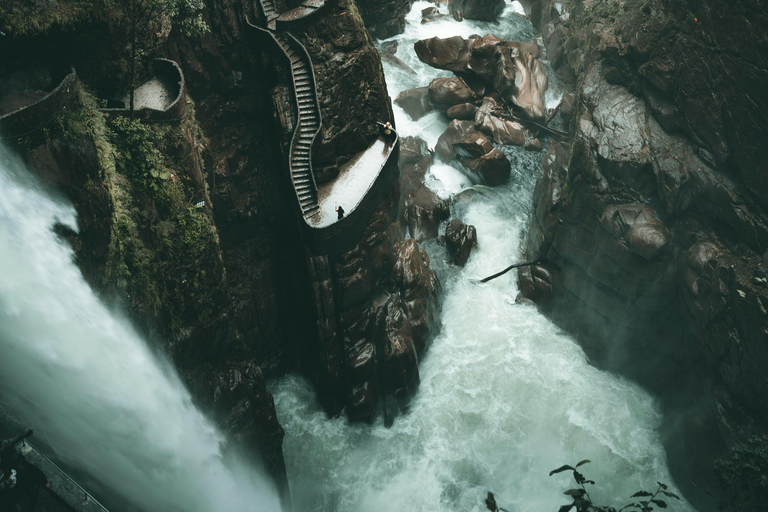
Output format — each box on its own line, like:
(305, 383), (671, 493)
(103, 105), (225, 333)
(0, 0), (109, 36)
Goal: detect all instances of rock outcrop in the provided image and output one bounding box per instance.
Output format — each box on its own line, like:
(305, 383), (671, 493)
(414, 34), (546, 121)
(354, 0), (411, 39)
(445, 218), (477, 266)
(518, 0), (768, 504)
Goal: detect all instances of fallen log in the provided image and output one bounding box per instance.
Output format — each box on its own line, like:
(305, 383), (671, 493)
(478, 260), (541, 283)
(492, 106), (569, 139)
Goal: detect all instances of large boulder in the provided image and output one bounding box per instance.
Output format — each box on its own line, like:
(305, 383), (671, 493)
(458, 146), (510, 186)
(415, 35), (540, 84)
(406, 186), (450, 241)
(452, 131), (511, 186)
(494, 47), (549, 121)
(427, 77), (476, 110)
(435, 119), (477, 162)
(447, 102), (479, 120)
(414, 35), (470, 75)
(445, 218), (478, 266)
(474, 96), (532, 146)
(453, 131), (494, 158)
(395, 87), (433, 120)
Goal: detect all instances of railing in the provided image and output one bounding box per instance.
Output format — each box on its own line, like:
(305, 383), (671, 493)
(0, 67), (79, 140)
(98, 59), (187, 123)
(246, 19), (321, 217)
(250, 0), (401, 256)
(17, 440), (109, 512)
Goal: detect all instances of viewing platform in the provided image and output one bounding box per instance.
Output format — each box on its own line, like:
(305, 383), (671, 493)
(17, 440), (109, 512)
(0, 67), (79, 140)
(99, 59), (186, 123)
(249, 0), (401, 255)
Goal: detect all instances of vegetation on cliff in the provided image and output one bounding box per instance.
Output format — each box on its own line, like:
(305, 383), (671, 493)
(40, 87), (224, 338)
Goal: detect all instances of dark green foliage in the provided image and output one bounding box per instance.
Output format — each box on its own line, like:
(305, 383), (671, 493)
(486, 461), (681, 512)
(0, 0), (110, 36)
(104, 111), (224, 333)
(109, 116), (171, 192)
(714, 436), (768, 512)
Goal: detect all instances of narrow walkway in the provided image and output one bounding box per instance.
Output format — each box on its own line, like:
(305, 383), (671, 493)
(252, 0), (400, 253)
(311, 137), (394, 228)
(18, 440), (109, 512)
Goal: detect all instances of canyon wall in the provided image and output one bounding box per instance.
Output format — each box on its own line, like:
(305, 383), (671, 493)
(517, 0), (768, 502)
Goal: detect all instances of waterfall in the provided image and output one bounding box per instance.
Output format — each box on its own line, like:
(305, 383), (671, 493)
(269, 2), (696, 511)
(0, 144), (280, 511)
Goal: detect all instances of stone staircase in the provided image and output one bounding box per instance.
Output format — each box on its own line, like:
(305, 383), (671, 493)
(272, 32), (322, 219)
(249, 0), (401, 254)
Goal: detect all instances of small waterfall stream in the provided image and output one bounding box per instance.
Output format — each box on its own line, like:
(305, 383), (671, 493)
(269, 2), (695, 511)
(0, 145), (280, 511)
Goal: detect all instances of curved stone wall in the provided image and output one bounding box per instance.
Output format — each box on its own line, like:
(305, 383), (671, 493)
(0, 67), (79, 140)
(99, 59), (186, 122)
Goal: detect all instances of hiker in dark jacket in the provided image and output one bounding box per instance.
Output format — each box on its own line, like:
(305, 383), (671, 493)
(0, 430), (32, 473)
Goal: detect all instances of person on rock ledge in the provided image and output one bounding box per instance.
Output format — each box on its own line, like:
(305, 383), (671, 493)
(377, 121), (396, 143)
(335, 205), (345, 220)
(0, 429), (33, 473)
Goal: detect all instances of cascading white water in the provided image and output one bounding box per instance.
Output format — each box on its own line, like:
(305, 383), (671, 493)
(270, 2), (696, 511)
(0, 145), (280, 511)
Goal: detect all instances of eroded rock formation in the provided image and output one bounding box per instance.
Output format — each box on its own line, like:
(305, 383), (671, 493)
(518, 0), (768, 503)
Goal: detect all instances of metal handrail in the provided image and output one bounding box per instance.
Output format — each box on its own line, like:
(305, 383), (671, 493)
(17, 440), (110, 512)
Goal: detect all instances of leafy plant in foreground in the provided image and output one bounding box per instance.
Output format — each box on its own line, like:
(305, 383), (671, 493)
(485, 460), (681, 512)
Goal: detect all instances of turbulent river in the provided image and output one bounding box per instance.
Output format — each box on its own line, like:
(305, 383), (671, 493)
(269, 2), (695, 512)
(0, 145), (280, 511)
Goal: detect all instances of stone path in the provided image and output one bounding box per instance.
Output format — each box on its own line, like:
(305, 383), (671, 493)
(312, 137), (394, 228)
(121, 75), (176, 111)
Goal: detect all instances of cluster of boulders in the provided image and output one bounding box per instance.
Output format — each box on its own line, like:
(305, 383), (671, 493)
(395, 33), (549, 185)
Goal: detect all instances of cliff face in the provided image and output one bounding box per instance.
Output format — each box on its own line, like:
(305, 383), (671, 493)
(354, 0), (412, 39)
(518, 0), (768, 496)
(1, 0), (441, 497)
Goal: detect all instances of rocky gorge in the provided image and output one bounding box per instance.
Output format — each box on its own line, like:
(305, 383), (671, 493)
(0, 0), (767, 511)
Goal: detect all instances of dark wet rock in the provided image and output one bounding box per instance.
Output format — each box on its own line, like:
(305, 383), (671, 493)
(458, 147), (510, 186)
(302, 0), (393, 174)
(415, 34), (540, 85)
(524, 137), (543, 152)
(187, 361), (288, 502)
(460, 0), (505, 22)
(445, 218), (477, 266)
(379, 40), (398, 55)
(474, 96), (531, 147)
(414, 35), (470, 75)
(376, 295), (419, 400)
(560, 90), (575, 123)
(381, 52), (417, 76)
(435, 119), (477, 162)
(356, 0), (411, 39)
(427, 76), (476, 110)
(395, 86), (433, 120)
(406, 186), (450, 241)
(446, 102), (478, 120)
(421, 6), (450, 23)
(453, 131), (494, 158)
(495, 47), (548, 121)
(392, 239), (441, 355)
